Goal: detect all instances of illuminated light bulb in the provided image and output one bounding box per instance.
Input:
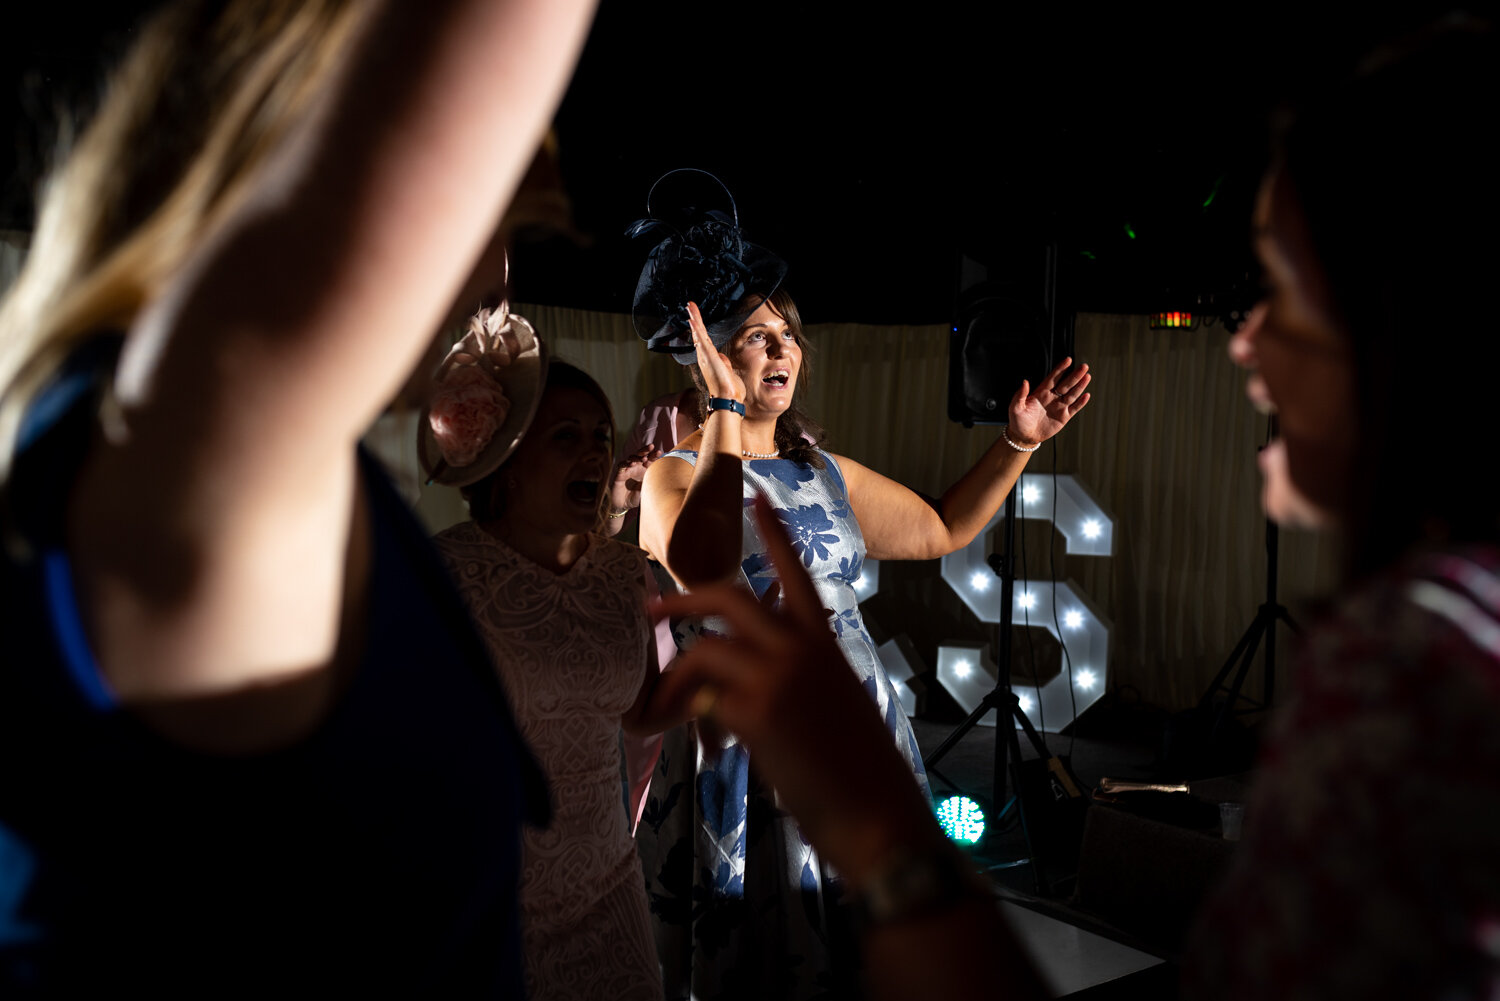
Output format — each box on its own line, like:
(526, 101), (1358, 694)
(854, 576), (871, 594)
(969, 571), (991, 592)
(936, 795), (986, 845)
(1017, 592), (1036, 611)
(1018, 694), (1034, 713)
(1063, 610), (1084, 630)
(954, 660), (972, 679)
(1021, 484), (1041, 505)
(1077, 669), (1098, 691)
(1082, 518), (1103, 541)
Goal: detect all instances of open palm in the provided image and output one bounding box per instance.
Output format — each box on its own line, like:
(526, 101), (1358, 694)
(1007, 357), (1092, 445)
(686, 301), (746, 402)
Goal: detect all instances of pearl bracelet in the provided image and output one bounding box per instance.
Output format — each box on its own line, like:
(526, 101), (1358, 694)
(1001, 428), (1041, 453)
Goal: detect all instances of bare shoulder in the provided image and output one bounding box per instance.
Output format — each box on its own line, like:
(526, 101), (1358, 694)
(644, 436), (701, 490)
(825, 451), (868, 473)
(639, 436), (701, 567)
(825, 452), (876, 490)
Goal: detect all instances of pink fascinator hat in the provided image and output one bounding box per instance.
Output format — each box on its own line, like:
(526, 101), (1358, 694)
(418, 301), (548, 487)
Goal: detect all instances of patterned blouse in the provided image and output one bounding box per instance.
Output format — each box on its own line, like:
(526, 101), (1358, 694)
(1184, 545), (1500, 1000)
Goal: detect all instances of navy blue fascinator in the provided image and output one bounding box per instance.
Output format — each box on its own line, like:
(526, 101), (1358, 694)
(627, 169), (787, 365)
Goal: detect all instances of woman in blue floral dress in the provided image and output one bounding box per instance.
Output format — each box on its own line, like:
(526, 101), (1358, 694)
(635, 275), (1091, 998)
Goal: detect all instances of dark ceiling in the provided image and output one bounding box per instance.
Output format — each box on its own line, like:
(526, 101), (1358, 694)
(4, 2), (1480, 324)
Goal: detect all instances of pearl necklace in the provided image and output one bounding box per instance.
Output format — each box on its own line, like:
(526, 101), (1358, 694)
(696, 422), (780, 460)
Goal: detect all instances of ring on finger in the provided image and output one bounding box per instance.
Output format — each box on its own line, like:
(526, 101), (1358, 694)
(690, 684), (721, 720)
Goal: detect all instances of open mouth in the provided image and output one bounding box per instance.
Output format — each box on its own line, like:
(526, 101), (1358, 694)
(763, 370), (790, 388)
(566, 480), (600, 505)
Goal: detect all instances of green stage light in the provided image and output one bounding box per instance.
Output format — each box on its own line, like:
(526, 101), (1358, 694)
(936, 795), (985, 845)
(1202, 174), (1225, 209)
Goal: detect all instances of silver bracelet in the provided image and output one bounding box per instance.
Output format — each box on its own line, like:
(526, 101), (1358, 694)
(1001, 428), (1041, 453)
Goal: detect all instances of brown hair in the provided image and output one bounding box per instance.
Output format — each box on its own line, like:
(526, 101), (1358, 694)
(1274, 17), (1498, 579)
(688, 286), (827, 467)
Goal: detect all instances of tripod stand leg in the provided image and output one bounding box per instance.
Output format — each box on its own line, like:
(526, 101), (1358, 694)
(999, 703), (1044, 895)
(923, 688), (1010, 772)
(1215, 613), (1266, 738)
(1198, 617), (1260, 715)
(923, 483), (1068, 895)
(1263, 608), (1277, 711)
(923, 687), (1045, 893)
(1200, 482), (1298, 729)
(926, 764), (959, 796)
(1266, 605), (1300, 710)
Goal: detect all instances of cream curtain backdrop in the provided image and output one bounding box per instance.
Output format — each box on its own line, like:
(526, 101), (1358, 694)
(3, 231), (1337, 711)
(408, 305), (1340, 712)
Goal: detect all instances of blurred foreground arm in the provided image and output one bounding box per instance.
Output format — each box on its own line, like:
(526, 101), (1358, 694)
(652, 495), (1048, 1000)
(68, 0), (597, 735)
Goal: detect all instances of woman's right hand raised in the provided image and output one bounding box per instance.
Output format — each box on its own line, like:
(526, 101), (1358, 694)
(687, 301), (745, 404)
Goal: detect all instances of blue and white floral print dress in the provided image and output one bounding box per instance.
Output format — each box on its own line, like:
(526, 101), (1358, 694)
(637, 449), (929, 1001)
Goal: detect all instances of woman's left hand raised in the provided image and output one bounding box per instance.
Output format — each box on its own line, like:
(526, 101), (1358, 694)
(687, 300), (746, 404)
(609, 444), (661, 513)
(1006, 357), (1092, 446)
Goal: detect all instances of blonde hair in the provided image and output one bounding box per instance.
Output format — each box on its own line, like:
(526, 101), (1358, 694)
(0, 0), (361, 498)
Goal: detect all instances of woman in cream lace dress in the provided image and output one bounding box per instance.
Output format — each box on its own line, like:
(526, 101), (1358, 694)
(424, 324), (674, 1000)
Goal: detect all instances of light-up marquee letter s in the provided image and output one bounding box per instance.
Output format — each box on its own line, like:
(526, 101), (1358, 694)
(936, 474), (1114, 733)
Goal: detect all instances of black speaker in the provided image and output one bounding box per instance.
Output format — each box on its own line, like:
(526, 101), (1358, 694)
(947, 246), (1073, 427)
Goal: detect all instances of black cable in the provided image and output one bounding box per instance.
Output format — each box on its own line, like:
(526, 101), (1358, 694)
(1016, 459), (1048, 750)
(1039, 243), (1080, 759)
(1047, 441), (1080, 760)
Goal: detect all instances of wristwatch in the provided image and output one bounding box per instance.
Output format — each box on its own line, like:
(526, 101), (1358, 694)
(707, 396), (746, 418)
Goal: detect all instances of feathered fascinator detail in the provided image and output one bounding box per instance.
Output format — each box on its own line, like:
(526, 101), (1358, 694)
(627, 169), (787, 365)
(418, 300), (548, 487)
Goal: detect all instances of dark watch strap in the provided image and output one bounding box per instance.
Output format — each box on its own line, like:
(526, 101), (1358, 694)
(707, 397), (746, 417)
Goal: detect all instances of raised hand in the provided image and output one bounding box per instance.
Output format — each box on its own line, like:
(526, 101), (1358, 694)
(1006, 357), (1092, 446)
(687, 300), (746, 404)
(609, 444), (661, 514)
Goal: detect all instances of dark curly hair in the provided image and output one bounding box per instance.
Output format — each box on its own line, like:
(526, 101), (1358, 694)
(687, 287), (826, 468)
(1274, 16), (1498, 579)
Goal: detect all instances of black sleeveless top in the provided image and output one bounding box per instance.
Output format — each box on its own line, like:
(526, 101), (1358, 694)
(0, 338), (548, 997)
